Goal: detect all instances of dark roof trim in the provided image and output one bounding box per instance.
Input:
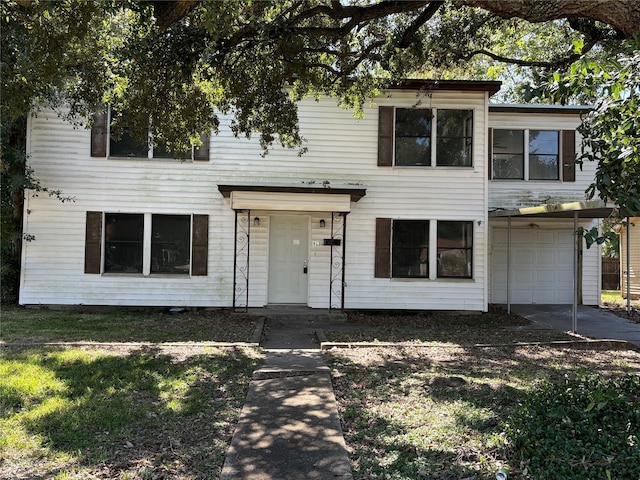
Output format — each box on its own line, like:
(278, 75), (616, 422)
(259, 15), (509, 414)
(386, 80), (502, 97)
(489, 104), (592, 115)
(218, 183), (367, 202)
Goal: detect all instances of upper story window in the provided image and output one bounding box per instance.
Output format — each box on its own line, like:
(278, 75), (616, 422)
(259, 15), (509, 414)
(491, 128), (575, 182)
(379, 107), (473, 167)
(90, 110), (210, 161)
(109, 111), (174, 159)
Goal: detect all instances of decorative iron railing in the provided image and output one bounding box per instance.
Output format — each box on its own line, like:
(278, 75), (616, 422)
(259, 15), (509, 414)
(329, 212), (347, 310)
(233, 210), (250, 311)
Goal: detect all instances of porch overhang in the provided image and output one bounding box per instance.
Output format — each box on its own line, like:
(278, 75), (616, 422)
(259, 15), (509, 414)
(218, 183), (366, 213)
(488, 199), (615, 219)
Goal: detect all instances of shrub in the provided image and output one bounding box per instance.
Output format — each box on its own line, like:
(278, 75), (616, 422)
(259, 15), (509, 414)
(505, 374), (640, 479)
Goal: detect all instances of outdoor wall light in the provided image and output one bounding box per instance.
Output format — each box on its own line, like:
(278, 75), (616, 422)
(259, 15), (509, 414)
(254, 217), (260, 226)
(320, 219), (326, 228)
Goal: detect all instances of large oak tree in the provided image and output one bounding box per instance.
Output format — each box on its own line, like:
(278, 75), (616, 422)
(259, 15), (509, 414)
(2, 0), (639, 300)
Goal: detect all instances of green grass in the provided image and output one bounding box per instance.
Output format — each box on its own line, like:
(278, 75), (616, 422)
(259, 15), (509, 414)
(602, 289), (640, 307)
(0, 346), (261, 479)
(0, 306), (257, 343)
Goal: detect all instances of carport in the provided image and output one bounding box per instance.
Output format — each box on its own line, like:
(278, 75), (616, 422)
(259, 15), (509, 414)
(489, 199), (615, 332)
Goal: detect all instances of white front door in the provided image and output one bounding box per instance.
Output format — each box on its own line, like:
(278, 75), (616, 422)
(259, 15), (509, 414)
(268, 215), (309, 304)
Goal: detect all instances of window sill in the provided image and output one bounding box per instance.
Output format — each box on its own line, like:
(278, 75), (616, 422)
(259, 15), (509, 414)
(389, 277), (474, 282)
(101, 273), (191, 278)
(490, 179), (561, 182)
(108, 156), (194, 163)
(392, 165), (474, 169)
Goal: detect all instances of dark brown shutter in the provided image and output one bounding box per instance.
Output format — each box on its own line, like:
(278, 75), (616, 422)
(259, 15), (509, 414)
(374, 218), (392, 278)
(193, 133), (210, 161)
(84, 211), (102, 274)
(91, 112), (108, 157)
(562, 129), (576, 182)
(487, 128), (493, 180)
(378, 106), (393, 166)
(191, 214), (209, 276)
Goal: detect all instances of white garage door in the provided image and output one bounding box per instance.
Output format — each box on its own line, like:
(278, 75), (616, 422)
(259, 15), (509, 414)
(491, 228), (575, 304)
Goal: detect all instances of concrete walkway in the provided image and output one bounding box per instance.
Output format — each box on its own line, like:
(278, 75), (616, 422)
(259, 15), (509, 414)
(510, 304), (640, 347)
(219, 309), (353, 480)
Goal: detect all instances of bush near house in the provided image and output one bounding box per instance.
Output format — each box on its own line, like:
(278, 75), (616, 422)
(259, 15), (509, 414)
(506, 374), (640, 479)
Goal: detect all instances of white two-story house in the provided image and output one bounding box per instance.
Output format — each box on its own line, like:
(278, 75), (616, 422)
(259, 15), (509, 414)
(18, 80), (606, 311)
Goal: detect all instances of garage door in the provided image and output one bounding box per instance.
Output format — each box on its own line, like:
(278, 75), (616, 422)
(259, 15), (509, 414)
(491, 228), (575, 304)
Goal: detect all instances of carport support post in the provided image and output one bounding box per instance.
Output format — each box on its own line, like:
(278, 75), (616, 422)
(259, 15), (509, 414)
(627, 216), (631, 313)
(573, 211), (578, 333)
(507, 216), (512, 314)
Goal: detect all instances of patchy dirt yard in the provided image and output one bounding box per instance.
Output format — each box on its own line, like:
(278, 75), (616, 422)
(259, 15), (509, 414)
(323, 310), (640, 479)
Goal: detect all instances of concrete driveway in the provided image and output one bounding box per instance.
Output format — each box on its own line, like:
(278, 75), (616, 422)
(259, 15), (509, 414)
(510, 304), (640, 347)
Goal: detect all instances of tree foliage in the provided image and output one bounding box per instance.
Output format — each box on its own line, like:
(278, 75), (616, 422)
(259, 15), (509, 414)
(526, 41), (640, 244)
(1, 0), (639, 300)
(2, 0), (635, 151)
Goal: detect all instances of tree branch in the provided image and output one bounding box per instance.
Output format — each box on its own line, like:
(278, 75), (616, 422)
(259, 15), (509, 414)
(460, 0), (640, 39)
(398, 1), (444, 48)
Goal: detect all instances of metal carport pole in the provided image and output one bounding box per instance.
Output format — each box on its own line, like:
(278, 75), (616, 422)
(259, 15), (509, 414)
(572, 211), (578, 333)
(627, 216), (631, 313)
(507, 216), (512, 315)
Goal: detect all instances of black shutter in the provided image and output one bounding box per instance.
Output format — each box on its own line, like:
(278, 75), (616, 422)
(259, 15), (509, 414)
(91, 112), (108, 157)
(562, 130), (576, 182)
(375, 218), (392, 278)
(378, 106), (393, 166)
(191, 214), (209, 276)
(84, 211), (102, 274)
(193, 133), (210, 161)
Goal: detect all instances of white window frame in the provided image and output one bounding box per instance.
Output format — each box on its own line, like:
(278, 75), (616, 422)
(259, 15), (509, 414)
(393, 108), (474, 168)
(492, 128), (561, 181)
(107, 108), (196, 161)
(102, 212), (193, 276)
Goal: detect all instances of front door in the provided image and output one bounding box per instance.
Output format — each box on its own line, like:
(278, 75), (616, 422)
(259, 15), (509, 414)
(268, 215), (309, 304)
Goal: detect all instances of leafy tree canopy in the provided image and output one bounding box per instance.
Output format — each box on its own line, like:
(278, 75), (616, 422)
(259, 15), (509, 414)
(2, 0), (636, 153)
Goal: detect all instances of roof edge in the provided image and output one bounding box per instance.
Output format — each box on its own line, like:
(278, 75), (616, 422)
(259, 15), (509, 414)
(386, 79), (502, 97)
(489, 104), (592, 115)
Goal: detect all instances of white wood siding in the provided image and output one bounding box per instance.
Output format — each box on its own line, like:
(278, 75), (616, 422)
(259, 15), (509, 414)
(488, 112), (597, 210)
(620, 219), (640, 299)
(21, 89), (489, 310)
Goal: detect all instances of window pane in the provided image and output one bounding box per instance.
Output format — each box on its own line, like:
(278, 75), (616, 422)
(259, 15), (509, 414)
(109, 112), (148, 158)
(437, 110), (473, 166)
(152, 142), (174, 159)
(493, 154), (524, 179)
(529, 130), (559, 180)
(151, 215), (191, 274)
(110, 129), (149, 158)
(437, 221), (472, 278)
(493, 130), (524, 179)
(392, 220), (429, 278)
(104, 214), (144, 273)
(395, 109), (431, 166)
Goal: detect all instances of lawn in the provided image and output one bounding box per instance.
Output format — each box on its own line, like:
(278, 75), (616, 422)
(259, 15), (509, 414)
(601, 290), (640, 323)
(2, 307), (639, 480)
(324, 311), (640, 480)
(0, 306), (258, 343)
(0, 307), (262, 479)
